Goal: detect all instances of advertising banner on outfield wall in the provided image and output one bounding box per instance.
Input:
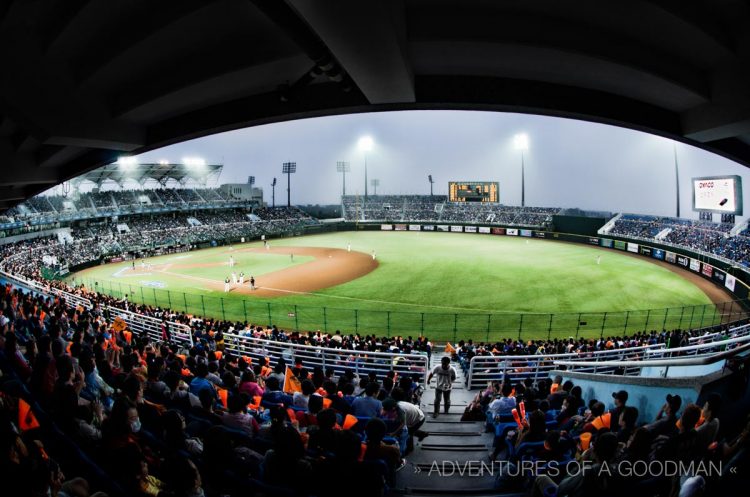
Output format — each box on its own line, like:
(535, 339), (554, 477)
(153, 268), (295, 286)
(479, 227), (491, 234)
(589, 237), (599, 245)
(614, 240), (626, 250)
(690, 258), (701, 272)
(702, 263), (714, 277)
(506, 228), (518, 236)
(600, 238), (613, 248)
(666, 251), (676, 263)
(520, 229), (533, 237)
(627, 242), (639, 253)
(640, 247), (651, 256)
(491, 227), (506, 235)
(451, 225), (463, 232)
(437, 225), (449, 232)
(652, 249), (665, 260)
(712, 268), (726, 284)
(380, 224), (393, 231)
(726, 274), (737, 292)
(408, 225), (421, 231)
(394, 224), (407, 231)
(423, 225), (435, 231)
(535, 231), (546, 238)
(465, 226), (478, 233)
(677, 255), (689, 267)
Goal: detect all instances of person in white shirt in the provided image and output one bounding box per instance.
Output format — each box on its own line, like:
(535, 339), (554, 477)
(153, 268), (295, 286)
(427, 356), (457, 418)
(392, 387), (428, 454)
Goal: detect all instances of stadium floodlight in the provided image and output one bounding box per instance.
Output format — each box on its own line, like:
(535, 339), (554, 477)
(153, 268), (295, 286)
(271, 177), (277, 207)
(370, 178), (380, 195)
(513, 133), (529, 206)
(182, 157), (206, 167)
(358, 136), (374, 199)
(336, 161), (350, 197)
(117, 156), (138, 167)
(358, 136), (374, 152)
(282, 162), (297, 207)
(158, 159), (169, 165)
(428, 174), (435, 197)
(513, 133), (529, 151)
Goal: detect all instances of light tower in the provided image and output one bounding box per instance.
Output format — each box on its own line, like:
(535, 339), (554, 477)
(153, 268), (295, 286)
(336, 161), (350, 197)
(271, 177), (277, 207)
(513, 133), (529, 207)
(370, 178), (380, 195)
(358, 136), (373, 199)
(282, 162), (296, 207)
(428, 174), (435, 197)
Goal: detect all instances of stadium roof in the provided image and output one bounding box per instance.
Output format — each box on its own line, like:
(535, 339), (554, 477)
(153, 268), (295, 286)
(70, 162), (223, 188)
(1, 1), (750, 210)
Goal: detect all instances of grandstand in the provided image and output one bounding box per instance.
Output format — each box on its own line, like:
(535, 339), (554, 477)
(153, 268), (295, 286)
(342, 195), (559, 227)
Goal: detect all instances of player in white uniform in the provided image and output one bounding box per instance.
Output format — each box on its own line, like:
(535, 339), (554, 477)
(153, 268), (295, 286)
(239, 272), (245, 285)
(347, 242), (351, 252)
(229, 255), (234, 267)
(596, 255), (601, 265)
(224, 277), (230, 293)
(231, 272), (237, 284)
(371, 250), (376, 260)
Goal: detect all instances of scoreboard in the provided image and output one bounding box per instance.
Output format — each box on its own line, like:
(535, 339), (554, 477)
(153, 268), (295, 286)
(449, 181), (499, 203)
(692, 175), (743, 215)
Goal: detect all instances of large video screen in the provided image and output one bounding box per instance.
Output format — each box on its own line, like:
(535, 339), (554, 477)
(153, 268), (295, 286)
(448, 181), (499, 203)
(692, 175), (743, 215)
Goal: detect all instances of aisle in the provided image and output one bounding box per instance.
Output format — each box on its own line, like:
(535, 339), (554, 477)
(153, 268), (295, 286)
(392, 352), (498, 495)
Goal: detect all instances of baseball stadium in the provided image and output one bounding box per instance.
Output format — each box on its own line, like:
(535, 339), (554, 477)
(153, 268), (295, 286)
(1, 3), (749, 497)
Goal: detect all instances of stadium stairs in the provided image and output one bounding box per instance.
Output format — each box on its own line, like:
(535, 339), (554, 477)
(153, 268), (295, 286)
(392, 352), (519, 496)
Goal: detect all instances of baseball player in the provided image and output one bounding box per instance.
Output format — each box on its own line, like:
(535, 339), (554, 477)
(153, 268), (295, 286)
(347, 242), (351, 252)
(239, 272), (245, 285)
(231, 272), (237, 284)
(224, 277), (230, 293)
(250, 276), (256, 290)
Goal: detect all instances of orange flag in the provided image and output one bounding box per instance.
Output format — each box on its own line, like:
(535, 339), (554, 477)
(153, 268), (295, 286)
(444, 342), (456, 354)
(248, 395), (262, 410)
(342, 414), (358, 430)
(283, 366), (302, 394)
(217, 388), (228, 409)
(19, 399), (40, 432)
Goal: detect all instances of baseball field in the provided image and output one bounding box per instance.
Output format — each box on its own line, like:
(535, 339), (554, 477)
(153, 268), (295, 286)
(71, 231), (732, 341)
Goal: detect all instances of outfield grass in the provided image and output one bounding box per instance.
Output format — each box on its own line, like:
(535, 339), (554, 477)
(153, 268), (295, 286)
(72, 232), (723, 341)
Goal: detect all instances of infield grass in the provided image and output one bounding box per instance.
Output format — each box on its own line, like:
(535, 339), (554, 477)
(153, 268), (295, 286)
(72, 232), (722, 341)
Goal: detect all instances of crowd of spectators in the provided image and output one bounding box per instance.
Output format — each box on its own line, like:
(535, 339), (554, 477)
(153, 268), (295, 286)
(342, 195), (559, 227)
(0, 187), (242, 223)
(608, 214), (750, 265)
(464, 360), (747, 496)
(0, 207), (317, 280)
(0, 280), (436, 496)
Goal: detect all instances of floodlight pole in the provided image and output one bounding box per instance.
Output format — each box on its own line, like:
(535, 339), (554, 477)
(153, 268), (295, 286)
(282, 162), (296, 207)
(521, 150), (525, 208)
(371, 178), (380, 195)
(364, 151), (368, 200)
(271, 178), (276, 207)
(336, 161), (350, 197)
(674, 143), (680, 218)
(428, 175), (435, 197)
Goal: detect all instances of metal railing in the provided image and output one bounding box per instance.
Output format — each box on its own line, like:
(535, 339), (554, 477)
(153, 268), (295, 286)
(463, 325), (750, 388)
(221, 332), (430, 384)
(464, 344), (664, 389)
(554, 340), (750, 378)
(104, 306), (193, 348)
(0, 269), (92, 310)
